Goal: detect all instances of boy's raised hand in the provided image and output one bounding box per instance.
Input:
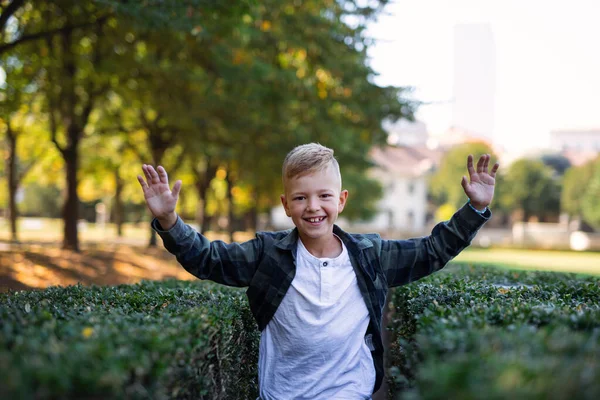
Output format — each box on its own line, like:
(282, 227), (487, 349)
(137, 165), (182, 229)
(461, 154), (499, 210)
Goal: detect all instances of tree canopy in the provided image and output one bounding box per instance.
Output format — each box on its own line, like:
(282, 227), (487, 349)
(1, 0), (414, 247)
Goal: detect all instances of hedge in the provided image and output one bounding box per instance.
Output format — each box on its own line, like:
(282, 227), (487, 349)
(0, 280), (260, 399)
(387, 265), (600, 400)
(2, 265), (599, 399)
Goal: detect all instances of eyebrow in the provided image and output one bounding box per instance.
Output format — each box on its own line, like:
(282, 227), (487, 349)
(290, 189), (335, 196)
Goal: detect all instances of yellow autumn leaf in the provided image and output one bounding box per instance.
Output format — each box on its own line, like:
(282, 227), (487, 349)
(261, 21), (272, 32)
(82, 327), (94, 338)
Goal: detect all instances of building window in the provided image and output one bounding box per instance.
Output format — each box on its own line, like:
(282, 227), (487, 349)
(407, 210), (414, 229)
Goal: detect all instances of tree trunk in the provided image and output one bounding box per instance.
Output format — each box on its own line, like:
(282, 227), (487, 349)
(225, 168), (235, 243)
(6, 126), (19, 242)
(201, 212), (211, 234)
(114, 168), (124, 237)
(62, 143), (80, 251)
(249, 206), (258, 232)
(194, 160), (217, 234)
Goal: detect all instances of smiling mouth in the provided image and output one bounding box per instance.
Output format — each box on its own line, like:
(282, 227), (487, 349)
(304, 216), (326, 223)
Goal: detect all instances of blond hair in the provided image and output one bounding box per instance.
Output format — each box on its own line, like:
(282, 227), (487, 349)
(282, 143), (341, 187)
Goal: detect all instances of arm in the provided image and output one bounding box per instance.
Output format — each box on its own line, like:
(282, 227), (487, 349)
(380, 203), (490, 287)
(381, 154), (499, 287)
(153, 216), (262, 287)
(138, 164), (261, 287)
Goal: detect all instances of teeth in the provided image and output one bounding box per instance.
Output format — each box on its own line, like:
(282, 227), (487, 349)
(309, 217), (324, 223)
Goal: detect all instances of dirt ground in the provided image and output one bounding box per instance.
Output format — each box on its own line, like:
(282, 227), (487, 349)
(0, 241), (193, 293)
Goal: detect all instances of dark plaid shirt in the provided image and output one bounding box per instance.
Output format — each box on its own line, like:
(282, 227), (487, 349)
(153, 202), (491, 393)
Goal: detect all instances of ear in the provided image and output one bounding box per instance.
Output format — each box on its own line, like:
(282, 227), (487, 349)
(280, 194), (291, 217)
(338, 189), (349, 213)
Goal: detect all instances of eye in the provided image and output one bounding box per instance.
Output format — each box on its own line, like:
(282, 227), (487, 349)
(293, 196), (305, 201)
(321, 194), (332, 198)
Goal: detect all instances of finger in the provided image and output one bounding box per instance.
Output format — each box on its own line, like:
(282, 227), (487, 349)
(483, 154), (490, 174)
(172, 180), (182, 198)
(147, 165), (160, 184)
(466, 154), (475, 177)
(490, 162), (500, 178)
(157, 165), (169, 185)
(476, 155), (485, 173)
(137, 175), (149, 191)
(461, 175), (468, 191)
(142, 164), (153, 182)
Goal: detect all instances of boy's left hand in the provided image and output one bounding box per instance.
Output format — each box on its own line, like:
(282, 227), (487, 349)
(461, 154), (499, 210)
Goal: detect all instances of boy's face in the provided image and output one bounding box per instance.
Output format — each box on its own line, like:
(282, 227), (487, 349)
(280, 163), (348, 243)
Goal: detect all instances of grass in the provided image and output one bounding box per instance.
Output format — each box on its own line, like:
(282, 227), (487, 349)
(452, 247), (600, 276)
(0, 217), (255, 245)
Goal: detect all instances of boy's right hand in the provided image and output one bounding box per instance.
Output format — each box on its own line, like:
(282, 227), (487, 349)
(137, 165), (182, 230)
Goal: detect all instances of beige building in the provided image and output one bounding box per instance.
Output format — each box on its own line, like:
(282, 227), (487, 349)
(348, 145), (443, 236)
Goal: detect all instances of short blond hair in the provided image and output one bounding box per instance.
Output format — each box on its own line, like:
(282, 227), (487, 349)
(282, 143), (341, 186)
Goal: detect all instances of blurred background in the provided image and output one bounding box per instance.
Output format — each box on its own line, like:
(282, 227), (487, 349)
(1, 0), (599, 292)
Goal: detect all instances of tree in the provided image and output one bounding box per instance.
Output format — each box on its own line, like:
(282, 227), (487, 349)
(562, 157), (600, 229)
(429, 142), (496, 209)
(540, 153), (571, 177)
(5, 0), (253, 250)
(561, 157), (598, 217)
(0, 41), (46, 241)
(501, 158), (561, 222)
(581, 161), (600, 230)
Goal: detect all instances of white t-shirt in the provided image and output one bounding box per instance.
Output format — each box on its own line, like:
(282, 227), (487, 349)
(258, 237), (375, 400)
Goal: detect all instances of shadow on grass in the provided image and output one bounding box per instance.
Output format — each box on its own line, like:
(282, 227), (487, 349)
(0, 242), (190, 293)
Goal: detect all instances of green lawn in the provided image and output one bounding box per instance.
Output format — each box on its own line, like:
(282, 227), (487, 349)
(453, 247), (600, 276)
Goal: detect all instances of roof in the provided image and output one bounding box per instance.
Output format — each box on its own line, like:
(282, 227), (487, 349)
(369, 145), (444, 177)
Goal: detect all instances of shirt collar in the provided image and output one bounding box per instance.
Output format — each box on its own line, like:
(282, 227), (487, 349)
(274, 225), (374, 252)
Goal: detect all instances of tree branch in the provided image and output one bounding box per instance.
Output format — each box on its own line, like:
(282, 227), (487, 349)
(0, 0), (25, 33)
(0, 15), (110, 55)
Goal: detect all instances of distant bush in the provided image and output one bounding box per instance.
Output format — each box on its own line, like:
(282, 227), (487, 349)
(0, 280), (260, 399)
(387, 265), (600, 399)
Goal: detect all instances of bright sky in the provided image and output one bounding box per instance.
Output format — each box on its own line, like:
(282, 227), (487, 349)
(366, 0), (600, 153)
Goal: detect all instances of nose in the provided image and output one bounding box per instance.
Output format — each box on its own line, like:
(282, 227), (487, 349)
(306, 196), (321, 212)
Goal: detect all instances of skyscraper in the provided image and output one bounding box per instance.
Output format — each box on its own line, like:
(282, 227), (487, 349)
(452, 24), (496, 140)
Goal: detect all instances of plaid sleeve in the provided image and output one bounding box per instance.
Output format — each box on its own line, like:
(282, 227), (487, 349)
(380, 202), (491, 288)
(152, 216), (263, 287)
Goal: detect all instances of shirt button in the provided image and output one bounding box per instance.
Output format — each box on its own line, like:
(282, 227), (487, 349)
(323, 261), (328, 267)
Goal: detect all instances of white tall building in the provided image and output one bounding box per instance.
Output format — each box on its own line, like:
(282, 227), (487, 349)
(452, 24), (496, 141)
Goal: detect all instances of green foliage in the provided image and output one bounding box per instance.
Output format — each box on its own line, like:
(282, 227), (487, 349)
(0, 280), (260, 399)
(3, 0), (414, 241)
(581, 161), (600, 230)
(500, 158), (561, 221)
(429, 142), (496, 209)
(341, 167), (383, 220)
(2, 265), (600, 398)
(540, 153), (571, 177)
(19, 183), (62, 218)
(387, 264), (600, 399)
(561, 157), (600, 230)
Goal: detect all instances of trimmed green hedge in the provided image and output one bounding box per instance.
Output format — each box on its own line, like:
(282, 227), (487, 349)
(387, 265), (600, 400)
(2, 265), (599, 399)
(0, 280), (260, 399)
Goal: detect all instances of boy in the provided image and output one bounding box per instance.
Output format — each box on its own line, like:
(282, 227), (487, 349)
(137, 143), (499, 399)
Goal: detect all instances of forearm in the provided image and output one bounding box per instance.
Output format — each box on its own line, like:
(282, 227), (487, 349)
(152, 216), (262, 287)
(382, 202), (491, 287)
